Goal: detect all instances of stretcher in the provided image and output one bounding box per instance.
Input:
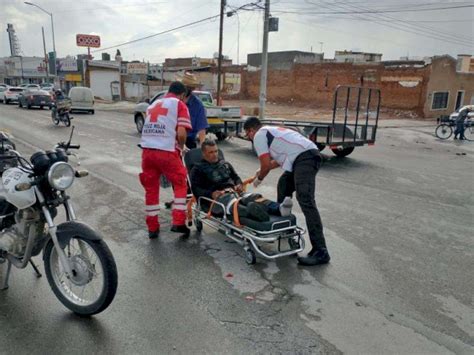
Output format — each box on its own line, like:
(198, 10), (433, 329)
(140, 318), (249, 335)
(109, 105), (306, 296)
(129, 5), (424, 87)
(183, 149), (305, 265)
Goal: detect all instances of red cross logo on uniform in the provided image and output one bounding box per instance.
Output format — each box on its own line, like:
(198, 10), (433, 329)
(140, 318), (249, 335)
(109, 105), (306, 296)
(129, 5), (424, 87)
(149, 102), (169, 123)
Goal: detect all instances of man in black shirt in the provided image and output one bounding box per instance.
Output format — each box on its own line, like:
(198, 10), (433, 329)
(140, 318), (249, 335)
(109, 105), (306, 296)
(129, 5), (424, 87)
(454, 107), (471, 140)
(190, 140), (293, 221)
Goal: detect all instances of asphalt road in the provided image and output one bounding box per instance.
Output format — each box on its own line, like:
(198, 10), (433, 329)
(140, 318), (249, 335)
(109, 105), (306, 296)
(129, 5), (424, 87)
(0, 104), (473, 354)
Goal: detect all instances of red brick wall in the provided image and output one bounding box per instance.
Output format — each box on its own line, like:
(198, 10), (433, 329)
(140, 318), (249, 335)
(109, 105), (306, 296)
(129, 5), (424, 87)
(238, 63), (431, 114)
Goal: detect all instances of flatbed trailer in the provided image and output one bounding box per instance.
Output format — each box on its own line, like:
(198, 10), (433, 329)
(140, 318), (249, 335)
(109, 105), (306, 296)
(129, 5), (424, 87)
(222, 86), (381, 157)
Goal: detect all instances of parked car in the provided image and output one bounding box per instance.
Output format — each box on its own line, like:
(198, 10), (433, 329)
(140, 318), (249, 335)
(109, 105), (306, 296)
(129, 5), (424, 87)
(0, 84), (9, 89)
(133, 90), (241, 139)
(0, 86), (6, 101)
(449, 105), (474, 120)
(19, 84), (41, 90)
(68, 87), (94, 114)
(42, 85), (55, 96)
(2, 87), (24, 104)
(18, 89), (52, 109)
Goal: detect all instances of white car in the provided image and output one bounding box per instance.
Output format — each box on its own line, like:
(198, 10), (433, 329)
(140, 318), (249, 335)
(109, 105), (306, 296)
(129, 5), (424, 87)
(2, 87), (24, 104)
(449, 105), (474, 120)
(0, 86), (7, 101)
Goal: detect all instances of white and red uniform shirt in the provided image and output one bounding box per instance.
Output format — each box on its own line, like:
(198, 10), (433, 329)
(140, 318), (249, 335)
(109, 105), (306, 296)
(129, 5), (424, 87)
(253, 126), (317, 172)
(140, 93), (192, 151)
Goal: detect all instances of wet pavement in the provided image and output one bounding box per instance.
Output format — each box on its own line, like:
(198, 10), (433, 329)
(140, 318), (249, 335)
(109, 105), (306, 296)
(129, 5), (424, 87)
(0, 104), (473, 354)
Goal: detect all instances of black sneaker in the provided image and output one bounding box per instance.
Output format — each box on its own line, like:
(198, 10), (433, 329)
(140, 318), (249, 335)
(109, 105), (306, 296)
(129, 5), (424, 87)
(247, 202), (270, 222)
(171, 224), (190, 237)
(148, 229), (160, 239)
(297, 248), (331, 266)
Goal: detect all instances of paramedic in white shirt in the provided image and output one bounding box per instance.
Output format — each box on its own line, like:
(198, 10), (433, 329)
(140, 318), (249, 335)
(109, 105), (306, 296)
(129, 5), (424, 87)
(243, 117), (330, 266)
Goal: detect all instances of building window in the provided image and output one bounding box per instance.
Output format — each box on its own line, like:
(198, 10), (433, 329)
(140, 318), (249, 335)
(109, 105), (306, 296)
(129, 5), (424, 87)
(431, 92), (449, 110)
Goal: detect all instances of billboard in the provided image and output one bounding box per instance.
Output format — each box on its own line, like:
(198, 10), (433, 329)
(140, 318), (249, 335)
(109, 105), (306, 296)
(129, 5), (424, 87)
(76, 34), (101, 48)
(58, 58), (78, 72)
(127, 62), (147, 74)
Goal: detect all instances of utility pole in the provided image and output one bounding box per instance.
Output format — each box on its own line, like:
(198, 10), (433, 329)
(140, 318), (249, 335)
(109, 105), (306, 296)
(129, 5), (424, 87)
(216, 0), (226, 106)
(41, 27), (49, 81)
(259, 0), (270, 120)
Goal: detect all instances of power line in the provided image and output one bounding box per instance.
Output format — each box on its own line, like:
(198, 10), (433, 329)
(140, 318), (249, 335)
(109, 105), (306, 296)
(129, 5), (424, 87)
(295, 0), (473, 47)
(315, 0), (474, 45)
(91, 14), (221, 53)
(271, 4), (474, 15)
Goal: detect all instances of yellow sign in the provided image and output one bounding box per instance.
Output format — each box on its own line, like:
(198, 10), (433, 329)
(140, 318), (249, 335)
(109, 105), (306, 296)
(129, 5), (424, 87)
(65, 74), (82, 82)
(207, 118), (225, 125)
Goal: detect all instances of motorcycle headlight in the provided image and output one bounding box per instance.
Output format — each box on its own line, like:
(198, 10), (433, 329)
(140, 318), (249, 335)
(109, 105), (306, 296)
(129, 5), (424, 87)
(47, 162), (75, 190)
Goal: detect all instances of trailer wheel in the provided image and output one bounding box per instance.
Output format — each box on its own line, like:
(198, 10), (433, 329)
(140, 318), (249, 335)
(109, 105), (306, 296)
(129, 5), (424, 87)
(316, 143), (326, 152)
(331, 146), (355, 157)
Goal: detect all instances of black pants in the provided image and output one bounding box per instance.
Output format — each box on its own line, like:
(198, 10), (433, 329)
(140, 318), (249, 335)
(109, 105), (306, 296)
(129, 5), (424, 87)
(211, 193), (280, 219)
(454, 121), (465, 139)
(277, 149), (326, 250)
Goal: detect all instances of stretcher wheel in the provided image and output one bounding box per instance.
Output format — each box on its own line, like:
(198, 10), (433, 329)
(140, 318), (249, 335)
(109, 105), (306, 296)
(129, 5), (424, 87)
(288, 237), (300, 250)
(194, 218), (203, 232)
(244, 247), (256, 265)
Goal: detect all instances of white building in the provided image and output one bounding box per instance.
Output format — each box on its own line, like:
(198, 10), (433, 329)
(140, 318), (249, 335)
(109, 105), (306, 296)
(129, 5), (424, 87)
(334, 50), (382, 63)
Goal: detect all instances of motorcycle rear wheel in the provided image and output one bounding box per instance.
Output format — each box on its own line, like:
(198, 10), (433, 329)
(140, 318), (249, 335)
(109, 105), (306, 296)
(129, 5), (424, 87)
(43, 236), (118, 316)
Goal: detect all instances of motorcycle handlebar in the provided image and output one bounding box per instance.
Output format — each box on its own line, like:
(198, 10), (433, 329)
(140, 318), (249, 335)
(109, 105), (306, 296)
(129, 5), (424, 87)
(55, 142), (80, 150)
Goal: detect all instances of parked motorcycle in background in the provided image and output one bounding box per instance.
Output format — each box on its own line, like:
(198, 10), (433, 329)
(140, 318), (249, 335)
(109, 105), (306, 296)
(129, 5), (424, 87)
(0, 129), (118, 316)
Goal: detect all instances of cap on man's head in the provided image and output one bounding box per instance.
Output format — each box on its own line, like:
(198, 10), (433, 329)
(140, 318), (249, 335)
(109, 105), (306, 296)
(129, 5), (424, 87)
(243, 116), (262, 131)
(178, 72), (201, 88)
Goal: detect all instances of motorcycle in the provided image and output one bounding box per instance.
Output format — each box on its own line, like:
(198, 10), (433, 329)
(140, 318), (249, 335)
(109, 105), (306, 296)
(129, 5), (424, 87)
(51, 98), (73, 127)
(0, 129), (118, 316)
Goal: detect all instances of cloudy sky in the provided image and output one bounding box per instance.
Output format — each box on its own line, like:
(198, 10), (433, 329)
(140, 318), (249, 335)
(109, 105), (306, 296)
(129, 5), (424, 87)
(1, 0), (473, 63)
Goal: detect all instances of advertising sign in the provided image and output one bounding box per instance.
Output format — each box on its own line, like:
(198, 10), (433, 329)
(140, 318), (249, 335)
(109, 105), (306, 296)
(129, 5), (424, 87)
(127, 62), (148, 74)
(58, 58), (78, 72)
(76, 34), (101, 48)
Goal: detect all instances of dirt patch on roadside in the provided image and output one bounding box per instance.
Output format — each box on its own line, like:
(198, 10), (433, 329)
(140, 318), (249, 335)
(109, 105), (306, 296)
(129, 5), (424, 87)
(224, 99), (422, 121)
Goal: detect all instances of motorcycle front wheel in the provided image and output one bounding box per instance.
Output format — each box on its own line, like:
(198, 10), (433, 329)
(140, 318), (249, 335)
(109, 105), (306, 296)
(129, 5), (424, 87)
(63, 113), (71, 127)
(43, 236), (118, 316)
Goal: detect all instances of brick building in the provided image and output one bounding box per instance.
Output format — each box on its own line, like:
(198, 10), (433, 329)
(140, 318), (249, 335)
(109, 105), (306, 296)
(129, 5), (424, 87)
(234, 54), (474, 118)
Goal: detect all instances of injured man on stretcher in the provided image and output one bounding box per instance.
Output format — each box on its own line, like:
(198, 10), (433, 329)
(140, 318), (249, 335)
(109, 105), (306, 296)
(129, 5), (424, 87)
(190, 139), (293, 222)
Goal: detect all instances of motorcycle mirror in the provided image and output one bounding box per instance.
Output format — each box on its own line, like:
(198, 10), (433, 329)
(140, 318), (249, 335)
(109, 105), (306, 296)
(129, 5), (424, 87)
(15, 183), (32, 191)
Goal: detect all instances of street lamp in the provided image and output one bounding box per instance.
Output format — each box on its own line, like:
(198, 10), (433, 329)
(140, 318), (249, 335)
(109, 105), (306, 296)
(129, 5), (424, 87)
(24, 1), (56, 75)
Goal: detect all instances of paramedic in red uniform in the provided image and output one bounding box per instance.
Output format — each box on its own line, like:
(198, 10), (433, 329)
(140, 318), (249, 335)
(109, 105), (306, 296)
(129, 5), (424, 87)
(139, 81), (192, 239)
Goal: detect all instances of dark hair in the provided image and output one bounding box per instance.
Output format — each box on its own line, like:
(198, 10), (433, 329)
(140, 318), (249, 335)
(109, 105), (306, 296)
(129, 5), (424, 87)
(168, 81), (187, 95)
(201, 138), (217, 151)
(243, 116), (262, 131)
